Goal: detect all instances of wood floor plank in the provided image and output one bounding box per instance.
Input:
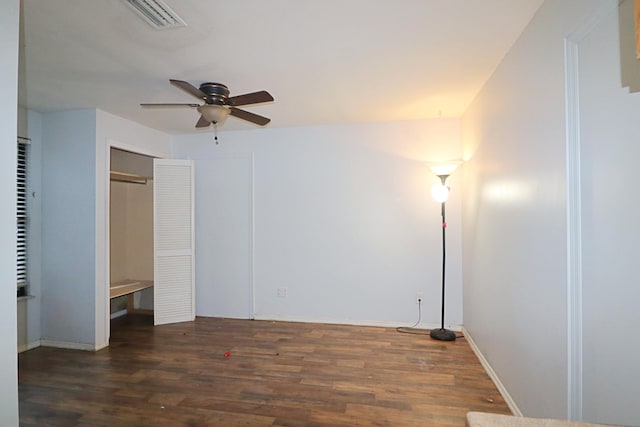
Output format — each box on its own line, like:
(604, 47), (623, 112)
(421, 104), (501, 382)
(19, 315), (511, 426)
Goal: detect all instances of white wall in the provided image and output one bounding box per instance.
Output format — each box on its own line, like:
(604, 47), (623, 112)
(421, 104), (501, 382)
(173, 118), (463, 327)
(461, 0), (631, 422)
(41, 110), (98, 347)
(578, 1), (640, 424)
(0, 0), (20, 423)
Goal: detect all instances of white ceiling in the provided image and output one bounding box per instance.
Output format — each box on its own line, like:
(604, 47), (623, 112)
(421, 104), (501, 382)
(19, 0), (543, 134)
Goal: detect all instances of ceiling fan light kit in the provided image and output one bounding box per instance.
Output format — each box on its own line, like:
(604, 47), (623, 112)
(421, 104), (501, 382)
(197, 105), (230, 125)
(141, 79), (274, 129)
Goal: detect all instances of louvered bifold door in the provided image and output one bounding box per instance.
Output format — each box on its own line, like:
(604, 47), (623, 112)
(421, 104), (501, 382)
(153, 159), (195, 325)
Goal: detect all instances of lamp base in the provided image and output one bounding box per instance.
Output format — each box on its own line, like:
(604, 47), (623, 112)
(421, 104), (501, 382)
(429, 328), (456, 341)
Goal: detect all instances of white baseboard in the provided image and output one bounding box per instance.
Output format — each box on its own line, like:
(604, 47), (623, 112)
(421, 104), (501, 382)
(110, 309), (128, 319)
(18, 340), (41, 353)
(251, 314), (462, 331)
(462, 326), (523, 417)
(40, 339), (100, 352)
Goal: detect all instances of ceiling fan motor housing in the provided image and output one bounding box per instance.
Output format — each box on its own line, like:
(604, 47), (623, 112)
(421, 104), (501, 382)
(200, 82), (230, 105)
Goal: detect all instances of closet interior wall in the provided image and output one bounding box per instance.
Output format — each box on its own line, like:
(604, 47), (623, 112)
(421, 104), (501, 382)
(109, 148), (154, 315)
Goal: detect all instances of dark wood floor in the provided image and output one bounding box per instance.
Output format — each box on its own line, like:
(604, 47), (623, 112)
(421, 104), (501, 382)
(19, 315), (511, 426)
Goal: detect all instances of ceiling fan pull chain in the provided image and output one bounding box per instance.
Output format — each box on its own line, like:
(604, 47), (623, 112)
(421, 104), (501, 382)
(214, 123), (219, 144)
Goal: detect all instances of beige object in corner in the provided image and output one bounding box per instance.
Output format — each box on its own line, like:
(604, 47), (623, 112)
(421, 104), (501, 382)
(466, 412), (618, 427)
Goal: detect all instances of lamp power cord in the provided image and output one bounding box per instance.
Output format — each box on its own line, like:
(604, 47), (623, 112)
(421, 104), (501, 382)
(396, 299), (464, 339)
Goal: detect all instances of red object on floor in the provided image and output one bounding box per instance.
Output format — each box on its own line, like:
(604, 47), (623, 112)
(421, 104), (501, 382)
(224, 351), (231, 358)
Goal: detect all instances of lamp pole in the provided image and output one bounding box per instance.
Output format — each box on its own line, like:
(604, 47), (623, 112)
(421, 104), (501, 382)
(430, 174), (456, 341)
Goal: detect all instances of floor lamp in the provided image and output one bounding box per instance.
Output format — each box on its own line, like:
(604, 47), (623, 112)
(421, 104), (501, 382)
(428, 162), (461, 342)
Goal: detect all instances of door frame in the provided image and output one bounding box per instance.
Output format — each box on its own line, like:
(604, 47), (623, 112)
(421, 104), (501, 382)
(196, 153), (256, 319)
(564, 0), (618, 420)
(100, 139), (168, 346)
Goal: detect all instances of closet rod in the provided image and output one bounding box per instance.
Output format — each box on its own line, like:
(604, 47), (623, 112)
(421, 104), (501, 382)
(110, 171), (152, 185)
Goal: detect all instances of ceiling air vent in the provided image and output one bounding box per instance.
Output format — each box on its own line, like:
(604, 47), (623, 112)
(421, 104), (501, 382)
(124, 0), (186, 30)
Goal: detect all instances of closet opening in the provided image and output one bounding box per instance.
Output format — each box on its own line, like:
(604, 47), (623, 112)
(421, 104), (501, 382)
(109, 148), (155, 324)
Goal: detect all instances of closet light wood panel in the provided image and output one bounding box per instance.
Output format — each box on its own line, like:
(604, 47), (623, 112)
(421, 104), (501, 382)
(19, 316), (511, 426)
(109, 280), (153, 299)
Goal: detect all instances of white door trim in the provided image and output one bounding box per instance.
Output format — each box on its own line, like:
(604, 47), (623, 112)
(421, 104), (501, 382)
(564, 0), (619, 420)
(101, 140), (167, 345)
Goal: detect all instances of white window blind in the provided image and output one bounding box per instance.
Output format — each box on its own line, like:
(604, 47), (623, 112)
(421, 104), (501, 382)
(17, 137), (29, 297)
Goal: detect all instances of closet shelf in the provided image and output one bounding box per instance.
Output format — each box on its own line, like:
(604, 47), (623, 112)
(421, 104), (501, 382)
(110, 280), (153, 299)
(110, 171), (152, 185)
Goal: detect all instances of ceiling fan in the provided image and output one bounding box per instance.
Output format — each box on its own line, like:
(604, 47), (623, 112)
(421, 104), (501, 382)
(141, 79), (274, 128)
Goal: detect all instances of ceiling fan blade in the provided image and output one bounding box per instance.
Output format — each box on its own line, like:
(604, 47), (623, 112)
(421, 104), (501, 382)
(141, 103), (200, 108)
(228, 91), (274, 107)
(170, 79), (208, 101)
(230, 107), (271, 126)
(195, 115), (210, 128)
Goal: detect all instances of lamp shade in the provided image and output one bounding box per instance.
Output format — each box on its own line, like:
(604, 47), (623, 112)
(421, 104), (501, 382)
(427, 160), (463, 177)
(431, 184), (449, 203)
(197, 104), (230, 124)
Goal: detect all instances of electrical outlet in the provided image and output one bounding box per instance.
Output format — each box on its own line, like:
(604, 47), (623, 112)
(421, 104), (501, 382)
(416, 292), (423, 304)
(277, 287), (288, 298)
